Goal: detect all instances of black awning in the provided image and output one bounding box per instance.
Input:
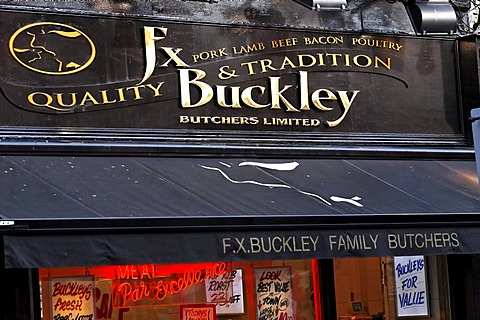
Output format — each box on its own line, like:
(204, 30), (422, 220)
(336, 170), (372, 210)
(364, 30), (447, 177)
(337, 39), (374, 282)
(1, 156), (480, 219)
(1, 156), (480, 268)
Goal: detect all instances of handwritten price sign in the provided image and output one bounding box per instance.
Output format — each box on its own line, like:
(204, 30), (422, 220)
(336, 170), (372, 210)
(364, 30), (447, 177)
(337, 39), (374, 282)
(205, 269), (244, 314)
(394, 256), (429, 317)
(49, 276), (95, 320)
(254, 267), (294, 320)
(181, 304), (216, 320)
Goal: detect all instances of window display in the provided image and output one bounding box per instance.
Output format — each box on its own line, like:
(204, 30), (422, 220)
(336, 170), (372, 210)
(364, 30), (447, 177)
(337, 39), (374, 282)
(38, 256), (452, 320)
(39, 259), (317, 320)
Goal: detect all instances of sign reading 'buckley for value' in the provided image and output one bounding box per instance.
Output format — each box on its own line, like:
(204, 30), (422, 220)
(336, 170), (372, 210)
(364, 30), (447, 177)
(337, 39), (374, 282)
(394, 256), (429, 317)
(0, 10), (460, 136)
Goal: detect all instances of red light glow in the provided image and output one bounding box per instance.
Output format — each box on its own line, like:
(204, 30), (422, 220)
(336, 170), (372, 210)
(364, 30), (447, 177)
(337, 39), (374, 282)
(112, 262), (228, 307)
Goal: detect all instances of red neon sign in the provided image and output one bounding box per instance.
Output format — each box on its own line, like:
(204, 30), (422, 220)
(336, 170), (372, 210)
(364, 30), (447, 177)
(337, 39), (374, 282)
(112, 263), (227, 307)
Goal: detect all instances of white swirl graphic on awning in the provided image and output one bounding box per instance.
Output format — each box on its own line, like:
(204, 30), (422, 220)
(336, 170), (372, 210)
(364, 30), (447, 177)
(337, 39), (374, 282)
(200, 161), (365, 208)
(330, 195), (364, 207)
(238, 161), (300, 171)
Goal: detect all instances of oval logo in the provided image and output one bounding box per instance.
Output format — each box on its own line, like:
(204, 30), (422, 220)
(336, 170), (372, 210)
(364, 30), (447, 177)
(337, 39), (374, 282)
(9, 22), (96, 76)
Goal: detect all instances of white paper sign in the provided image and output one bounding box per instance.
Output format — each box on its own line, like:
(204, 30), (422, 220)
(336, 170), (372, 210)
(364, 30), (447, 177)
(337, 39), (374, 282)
(255, 267), (294, 320)
(205, 269), (244, 314)
(394, 256), (429, 317)
(50, 276), (95, 320)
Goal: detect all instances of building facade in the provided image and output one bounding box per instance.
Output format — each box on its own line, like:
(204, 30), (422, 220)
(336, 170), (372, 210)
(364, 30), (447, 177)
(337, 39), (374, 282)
(1, 1), (480, 320)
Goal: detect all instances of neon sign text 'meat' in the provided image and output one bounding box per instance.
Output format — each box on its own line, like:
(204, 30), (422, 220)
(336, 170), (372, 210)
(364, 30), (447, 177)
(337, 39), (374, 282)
(112, 263), (227, 307)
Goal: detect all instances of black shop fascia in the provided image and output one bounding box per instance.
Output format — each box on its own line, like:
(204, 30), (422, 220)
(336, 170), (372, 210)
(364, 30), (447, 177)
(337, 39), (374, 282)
(0, 9), (479, 269)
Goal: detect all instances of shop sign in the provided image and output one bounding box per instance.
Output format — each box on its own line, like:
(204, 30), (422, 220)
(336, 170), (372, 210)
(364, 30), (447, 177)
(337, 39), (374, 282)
(0, 10), (461, 141)
(8, 227), (479, 269)
(394, 256), (429, 317)
(180, 304), (216, 320)
(49, 276), (95, 320)
(111, 262), (227, 308)
(254, 267), (294, 320)
(205, 269), (245, 314)
(221, 230), (462, 259)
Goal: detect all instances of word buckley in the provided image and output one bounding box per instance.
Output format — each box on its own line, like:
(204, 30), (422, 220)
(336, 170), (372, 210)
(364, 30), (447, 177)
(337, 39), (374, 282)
(140, 26), (361, 127)
(180, 69), (359, 127)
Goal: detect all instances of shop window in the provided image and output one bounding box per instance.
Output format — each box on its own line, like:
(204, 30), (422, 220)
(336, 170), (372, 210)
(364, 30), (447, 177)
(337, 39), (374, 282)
(333, 257), (385, 320)
(38, 259), (320, 320)
(332, 256), (452, 320)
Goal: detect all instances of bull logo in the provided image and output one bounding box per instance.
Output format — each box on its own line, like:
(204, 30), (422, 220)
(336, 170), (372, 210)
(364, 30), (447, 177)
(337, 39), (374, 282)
(9, 22), (96, 75)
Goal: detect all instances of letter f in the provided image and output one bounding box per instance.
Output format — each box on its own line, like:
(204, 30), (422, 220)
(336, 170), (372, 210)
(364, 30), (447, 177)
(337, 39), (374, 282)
(138, 26), (189, 85)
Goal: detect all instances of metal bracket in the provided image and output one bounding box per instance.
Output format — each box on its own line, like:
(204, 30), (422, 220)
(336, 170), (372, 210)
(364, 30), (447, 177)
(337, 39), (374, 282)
(294, 0), (348, 11)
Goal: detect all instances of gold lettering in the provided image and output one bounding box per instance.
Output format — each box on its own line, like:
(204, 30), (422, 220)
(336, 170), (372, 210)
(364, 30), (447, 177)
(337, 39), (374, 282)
(311, 89), (336, 111)
(28, 92), (54, 110)
(326, 90), (360, 127)
(240, 61), (259, 75)
(241, 86), (269, 109)
(139, 26), (167, 85)
(298, 54), (316, 68)
(56, 93), (77, 108)
(344, 54), (351, 67)
(353, 54), (372, 68)
(116, 88), (126, 102)
(352, 37), (402, 52)
(299, 71), (310, 111)
(100, 90), (116, 104)
(179, 69), (213, 108)
(326, 53), (342, 66)
(280, 56), (297, 70)
(260, 59), (277, 73)
(126, 85), (145, 100)
(79, 91), (100, 106)
(375, 56), (391, 70)
(317, 53), (325, 66)
(145, 82), (165, 97)
(269, 76), (298, 112)
(139, 27), (188, 85)
(216, 86), (242, 108)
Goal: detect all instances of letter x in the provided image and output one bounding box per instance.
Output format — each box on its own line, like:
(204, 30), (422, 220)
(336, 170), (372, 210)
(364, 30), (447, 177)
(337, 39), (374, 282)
(235, 238), (247, 253)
